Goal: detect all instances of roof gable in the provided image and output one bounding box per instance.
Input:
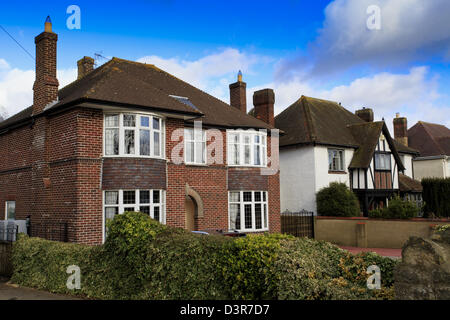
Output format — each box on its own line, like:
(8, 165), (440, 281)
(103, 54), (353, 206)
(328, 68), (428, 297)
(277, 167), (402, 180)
(408, 121), (450, 156)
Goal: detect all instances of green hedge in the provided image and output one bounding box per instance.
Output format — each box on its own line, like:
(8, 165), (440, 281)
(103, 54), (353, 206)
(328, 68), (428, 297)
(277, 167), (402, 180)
(11, 212), (397, 300)
(368, 196), (419, 219)
(316, 182), (360, 217)
(422, 178), (450, 217)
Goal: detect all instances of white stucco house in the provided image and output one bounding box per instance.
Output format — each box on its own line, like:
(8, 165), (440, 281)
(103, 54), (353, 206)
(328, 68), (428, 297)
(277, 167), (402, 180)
(275, 96), (419, 216)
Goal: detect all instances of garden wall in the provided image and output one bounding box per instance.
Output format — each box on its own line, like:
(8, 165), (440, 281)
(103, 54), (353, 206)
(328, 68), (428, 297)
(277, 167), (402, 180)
(314, 217), (450, 248)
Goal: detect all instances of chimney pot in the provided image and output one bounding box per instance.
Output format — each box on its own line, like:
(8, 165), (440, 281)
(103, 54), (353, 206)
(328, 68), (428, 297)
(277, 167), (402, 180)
(77, 56), (95, 79)
(355, 108), (374, 122)
(253, 88), (275, 126)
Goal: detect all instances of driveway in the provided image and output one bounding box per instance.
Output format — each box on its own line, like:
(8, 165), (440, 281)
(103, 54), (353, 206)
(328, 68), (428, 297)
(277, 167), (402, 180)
(0, 277), (80, 300)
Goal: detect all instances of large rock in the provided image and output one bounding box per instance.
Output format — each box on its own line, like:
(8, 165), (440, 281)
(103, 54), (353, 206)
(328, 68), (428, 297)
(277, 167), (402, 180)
(394, 228), (450, 300)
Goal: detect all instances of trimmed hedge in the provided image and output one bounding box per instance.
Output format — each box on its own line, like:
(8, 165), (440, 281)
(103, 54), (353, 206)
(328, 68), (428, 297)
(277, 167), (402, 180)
(11, 212), (397, 300)
(316, 182), (360, 217)
(422, 178), (450, 217)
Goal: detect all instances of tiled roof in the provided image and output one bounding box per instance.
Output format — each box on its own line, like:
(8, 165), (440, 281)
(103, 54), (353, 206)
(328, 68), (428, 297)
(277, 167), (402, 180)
(0, 58), (274, 132)
(399, 174), (423, 192)
(408, 121), (450, 157)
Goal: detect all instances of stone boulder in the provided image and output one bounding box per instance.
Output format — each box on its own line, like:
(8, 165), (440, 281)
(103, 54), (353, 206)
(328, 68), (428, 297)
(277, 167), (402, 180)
(394, 227), (450, 300)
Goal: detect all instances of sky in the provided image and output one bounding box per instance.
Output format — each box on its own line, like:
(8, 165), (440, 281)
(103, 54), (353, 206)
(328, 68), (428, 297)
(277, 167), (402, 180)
(0, 0), (449, 130)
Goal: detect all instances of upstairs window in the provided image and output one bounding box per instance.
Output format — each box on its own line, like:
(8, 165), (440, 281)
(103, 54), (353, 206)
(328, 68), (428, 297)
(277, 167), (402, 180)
(5, 201), (15, 220)
(328, 149), (345, 171)
(184, 128), (206, 165)
(375, 153), (391, 170)
(227, 130), (267, 167)
(104, 113), (164, 158)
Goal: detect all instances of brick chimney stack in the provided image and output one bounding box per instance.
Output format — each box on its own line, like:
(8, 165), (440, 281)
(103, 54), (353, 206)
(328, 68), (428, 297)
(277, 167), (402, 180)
(77, 56), (95, 79)
(253, 89), (275, 126)
(393, 113), (408, 146)
(33, 16), (59, 115)
(355, 107), (374, 122)
(229, 70), (247, 113)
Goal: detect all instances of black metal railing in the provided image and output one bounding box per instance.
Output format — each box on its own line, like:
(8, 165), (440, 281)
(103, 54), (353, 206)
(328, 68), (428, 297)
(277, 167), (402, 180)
(29, 221), (68, 242)
(281, 210), (315, 238)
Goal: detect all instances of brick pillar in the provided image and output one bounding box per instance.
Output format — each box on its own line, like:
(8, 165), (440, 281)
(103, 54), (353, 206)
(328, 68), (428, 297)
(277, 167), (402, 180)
(229, 71), (247, 113)
(77, 56), (95, 79)
(393, 113), (408, 146)
(253, 89), (275, 126)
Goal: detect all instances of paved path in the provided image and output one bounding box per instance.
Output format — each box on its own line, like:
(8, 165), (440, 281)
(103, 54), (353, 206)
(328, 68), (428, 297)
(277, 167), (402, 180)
(339, 246), (402, 258)
(0, 278), (80, 300)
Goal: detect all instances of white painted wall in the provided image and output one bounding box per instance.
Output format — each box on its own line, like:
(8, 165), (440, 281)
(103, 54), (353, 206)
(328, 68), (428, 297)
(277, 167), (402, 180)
(413, 158), (448, 180)
(279, 146), (316, 213)
(400, 154), (414, 179)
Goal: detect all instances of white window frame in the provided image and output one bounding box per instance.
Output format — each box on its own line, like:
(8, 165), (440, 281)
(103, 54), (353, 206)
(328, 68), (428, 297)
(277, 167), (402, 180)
(184, 127), (207, 165)
(228, 191), (268, 232)
(103, 113), (165, 159)
(103, 189), (166, 241)
(375, 153), (391, 171)
(5, 201), (16, 220)
(328, 149), (345, 172)
(227, 130), (267, 167)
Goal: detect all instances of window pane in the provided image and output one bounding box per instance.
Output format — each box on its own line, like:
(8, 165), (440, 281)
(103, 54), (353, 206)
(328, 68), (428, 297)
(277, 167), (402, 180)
(124, 207), (135, 212)
(255, 204), (262, 229)
(195, 142), (205, 163)
(139, 206), (150, 215)
(124, 115), (136, 127)
(153, 190), (160, 204)
(244, 145), (251, 164)
(153, 206), (160, 222)
(263, 192), (266, 202)
(254, 145), (261, 165)
(140, 116), (150, 127)
(140, 130), (150, 156)
(264, 204), (268, 228)
(105, 191), (119, 205)
(125, 130), (135, 154)
(230, 204), (240, 230)
(123, 191), (135, 204)
(243, 192), (252, 202)
(105, 114), (119, 127)
(229, 192), (240, 202)
(154, 132), (160, 156)
(6, 202), (15, 220)
(105, 207), (118, 220)
(153, 118), (160, 130)
(140, 191), (150, 204)
(105, 129), (119, 155)
(185, 128), (194, 140)
(186, 141), (194, 163)
(244, 204), (252, 229)
(254, 192), (261, 202)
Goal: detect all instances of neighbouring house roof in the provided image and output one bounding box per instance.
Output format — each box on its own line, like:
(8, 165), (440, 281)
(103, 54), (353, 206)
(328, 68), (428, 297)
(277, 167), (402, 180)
(0, 58), (274, 132)
(408, 121), (450, 157)
(275, 95), (407, 170)
(399, 174), (423, 193)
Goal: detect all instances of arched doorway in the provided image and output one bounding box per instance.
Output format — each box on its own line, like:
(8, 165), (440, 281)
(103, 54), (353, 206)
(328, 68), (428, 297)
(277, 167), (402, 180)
(185, 196), (197, 231)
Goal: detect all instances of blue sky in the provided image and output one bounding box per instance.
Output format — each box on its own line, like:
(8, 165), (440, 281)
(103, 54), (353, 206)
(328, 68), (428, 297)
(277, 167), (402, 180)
(0, 0), (449, 129)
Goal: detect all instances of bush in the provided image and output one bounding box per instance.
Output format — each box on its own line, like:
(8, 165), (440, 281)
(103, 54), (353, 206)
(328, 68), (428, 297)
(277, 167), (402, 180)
(11, 212), (398, 300)
(422, 178), (450, 217)
(368, 196), (419, 219)
(316, 182), (360, 217)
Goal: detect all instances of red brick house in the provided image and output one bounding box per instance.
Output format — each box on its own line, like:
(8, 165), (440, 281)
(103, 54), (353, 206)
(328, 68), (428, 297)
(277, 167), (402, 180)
(0, 18), (280, 245)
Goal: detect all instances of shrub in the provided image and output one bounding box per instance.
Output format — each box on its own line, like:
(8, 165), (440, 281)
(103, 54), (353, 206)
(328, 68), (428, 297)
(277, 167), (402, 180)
(369, 196), (418, 219)
(422, 178), (450, 217)
(368, 208), (384, 219)
(316, 182), (360, 217)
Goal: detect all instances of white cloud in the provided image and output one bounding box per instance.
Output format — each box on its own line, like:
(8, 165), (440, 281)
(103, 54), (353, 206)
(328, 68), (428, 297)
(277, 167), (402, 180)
(276, 0), (450, 80)
(0, 59), (9, 70)
(0, 60), (76, 119)
(255, 66), (450, 130)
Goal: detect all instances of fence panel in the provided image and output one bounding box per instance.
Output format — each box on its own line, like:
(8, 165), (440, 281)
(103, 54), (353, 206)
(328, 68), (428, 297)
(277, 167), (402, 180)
(281, 210), (315, 238)
(30, 222), (68, 242)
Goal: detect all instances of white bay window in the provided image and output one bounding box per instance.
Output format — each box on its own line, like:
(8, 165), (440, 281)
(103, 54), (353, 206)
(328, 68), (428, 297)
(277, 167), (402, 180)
(229, 191), (268, 232)
(227, 130), (267, 167)
(104, 113), (164, 158)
